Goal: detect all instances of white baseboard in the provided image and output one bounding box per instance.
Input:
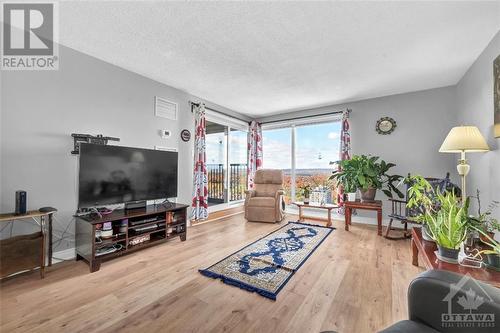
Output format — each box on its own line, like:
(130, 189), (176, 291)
(52, 248), (76, 263)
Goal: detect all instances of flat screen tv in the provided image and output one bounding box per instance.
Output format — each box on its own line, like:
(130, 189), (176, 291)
(78, 144), (178, 208)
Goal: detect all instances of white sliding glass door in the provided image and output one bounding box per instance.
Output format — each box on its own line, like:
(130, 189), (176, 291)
(206, 121), (228, 206)
(205, 113), (249, 212)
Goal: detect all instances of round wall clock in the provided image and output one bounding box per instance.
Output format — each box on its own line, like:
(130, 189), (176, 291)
(376, 117), (397, 135)
(180, 129), (191, 142)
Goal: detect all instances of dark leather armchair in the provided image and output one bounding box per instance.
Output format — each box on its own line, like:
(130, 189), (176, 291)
(379, 270), (500, 333)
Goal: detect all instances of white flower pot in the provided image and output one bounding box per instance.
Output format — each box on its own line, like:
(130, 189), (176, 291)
(347, 193), (357, 202)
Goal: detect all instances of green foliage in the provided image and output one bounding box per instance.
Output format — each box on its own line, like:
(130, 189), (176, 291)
(423, 191), (469, 249)
(471, 226), (500, 256)
(299, 184), (312, 198)
(406, 175), (433, 209)
(406, 175), (471, 249)
(329, 155), (404, 198)
(469, 190), (500, 234)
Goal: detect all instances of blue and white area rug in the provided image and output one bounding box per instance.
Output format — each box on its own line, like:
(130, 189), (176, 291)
(199, 221), (334, 300)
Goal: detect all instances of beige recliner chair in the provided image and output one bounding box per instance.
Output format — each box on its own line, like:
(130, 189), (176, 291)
(244, 169), (285, 223)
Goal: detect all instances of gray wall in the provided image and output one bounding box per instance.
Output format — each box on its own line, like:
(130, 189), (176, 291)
(456, 31), (500, 222)
(0, 45), (248, 251)
(259, 86), (459, 220)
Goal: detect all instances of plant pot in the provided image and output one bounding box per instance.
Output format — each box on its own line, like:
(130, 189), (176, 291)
(303, 198), (310, 205)
(422, 225), (434, 242)
(479, 231), (495, 244)
(347, 192), (357, 202)
(484, 253), (500, 270)
(360, 188), (376, 202)
(437, 245), (459, 261)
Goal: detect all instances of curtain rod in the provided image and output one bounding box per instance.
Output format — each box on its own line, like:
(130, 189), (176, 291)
(189, 101), (250, 124)
(261, 108), (351, 125)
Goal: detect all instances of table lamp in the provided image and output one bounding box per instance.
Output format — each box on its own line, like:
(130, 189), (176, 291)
(439, 126), (490, 198)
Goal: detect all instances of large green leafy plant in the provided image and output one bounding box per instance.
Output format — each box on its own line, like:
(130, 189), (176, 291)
(330, 155), (404, 198)
(426, 192), (470, 249)
(406, 176), (469, 249)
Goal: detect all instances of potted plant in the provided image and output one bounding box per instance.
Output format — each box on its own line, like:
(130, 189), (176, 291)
(406, 175), (435, 241)
(406, 175), (469, 259)
(425, 191), (469, 261)
(329, 166), (357, 201)
(300, 185), (312, 204)
(471, 227), (500, 271)
(345, 183), (357, 202)
(330, 155), (403, 202)
(468, 191), (499, 244)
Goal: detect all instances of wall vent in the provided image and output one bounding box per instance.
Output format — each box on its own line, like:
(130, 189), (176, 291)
(155, 96), (177, 120)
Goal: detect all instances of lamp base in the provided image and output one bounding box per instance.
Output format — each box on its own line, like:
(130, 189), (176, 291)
(457, 157), (469, 199)
(457, 162), (470, 177)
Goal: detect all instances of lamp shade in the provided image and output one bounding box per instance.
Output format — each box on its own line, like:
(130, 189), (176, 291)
(439, 126), (490, 153)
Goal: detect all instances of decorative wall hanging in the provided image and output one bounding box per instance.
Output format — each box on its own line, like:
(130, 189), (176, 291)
(376, 117), (397, 135)
(180, 129), (191, 142)
(71, 133), (120, 154)
(494, 54), (500, 138)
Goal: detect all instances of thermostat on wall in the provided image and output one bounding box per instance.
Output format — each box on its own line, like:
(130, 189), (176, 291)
(159, 129), (171, 138)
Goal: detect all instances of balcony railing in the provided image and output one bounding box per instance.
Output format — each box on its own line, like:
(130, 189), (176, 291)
(207, 163), (247, 203)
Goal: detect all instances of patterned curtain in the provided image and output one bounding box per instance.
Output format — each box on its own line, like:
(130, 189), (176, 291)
(337, 110), (352, 214)
(191, 104), (208, 220)
(247, 120), (263, 189)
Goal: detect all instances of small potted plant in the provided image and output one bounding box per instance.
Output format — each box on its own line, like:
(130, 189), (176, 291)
(329, 165), (357, 201)
(468, 191), (499, 244)
(425, 191), (470, 261)
(300, 185), (312, 204)
(345, 183), (357, 202)
(406, 175), (435, 241)
(471, 228), (500, 271)
(330, 155), (403, 202)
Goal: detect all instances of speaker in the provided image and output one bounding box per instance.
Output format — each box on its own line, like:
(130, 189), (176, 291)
(15, 191), (27, 215)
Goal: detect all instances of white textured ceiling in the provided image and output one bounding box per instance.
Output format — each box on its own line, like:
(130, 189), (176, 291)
(59, 1), (500, 117)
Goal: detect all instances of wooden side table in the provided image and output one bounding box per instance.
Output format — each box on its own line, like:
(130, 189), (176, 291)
(344, 200), (383, 236)
(291, 202), (338, 227)
(0, 210), (55, 279)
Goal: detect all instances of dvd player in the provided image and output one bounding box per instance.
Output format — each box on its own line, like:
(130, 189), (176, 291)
(129, 217), (160, 226)
(131, 224), (158, 233)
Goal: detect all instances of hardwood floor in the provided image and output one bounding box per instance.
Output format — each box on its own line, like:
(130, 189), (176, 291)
(195, 205), (244, 224)
(0, 214), (423, 333)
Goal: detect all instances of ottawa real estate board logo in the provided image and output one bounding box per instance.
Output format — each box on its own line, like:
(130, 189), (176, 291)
(1, 2), (59, 70)
(441, 274), (496, 330)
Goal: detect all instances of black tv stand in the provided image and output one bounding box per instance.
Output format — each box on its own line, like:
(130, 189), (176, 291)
(125, 200), (147, 211)
(75, 203), (189, 272)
